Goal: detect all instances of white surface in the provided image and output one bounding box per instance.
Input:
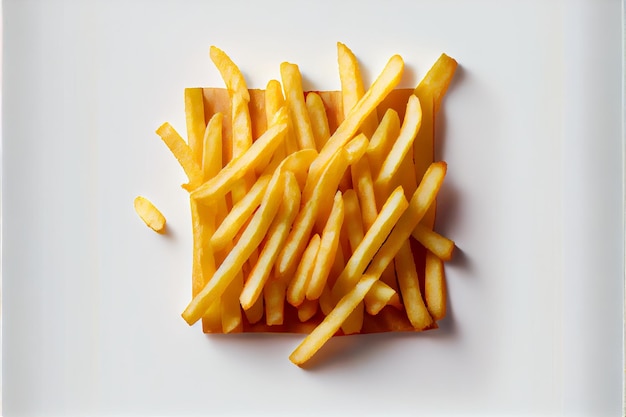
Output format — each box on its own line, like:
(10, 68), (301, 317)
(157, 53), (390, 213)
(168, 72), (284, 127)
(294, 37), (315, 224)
(2, 0), (623, 416)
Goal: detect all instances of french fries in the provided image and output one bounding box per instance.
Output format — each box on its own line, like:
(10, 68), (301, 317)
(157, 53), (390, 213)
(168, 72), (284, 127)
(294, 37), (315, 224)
(142, 43), (458, 366)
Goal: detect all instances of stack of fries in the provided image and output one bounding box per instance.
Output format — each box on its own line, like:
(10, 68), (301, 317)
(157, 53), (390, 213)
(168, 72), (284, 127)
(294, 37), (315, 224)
(137, 43), (457, 366)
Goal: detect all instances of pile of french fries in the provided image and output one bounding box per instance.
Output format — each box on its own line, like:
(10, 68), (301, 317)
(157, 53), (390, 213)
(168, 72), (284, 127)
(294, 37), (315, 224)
(141, 43), (457, 366)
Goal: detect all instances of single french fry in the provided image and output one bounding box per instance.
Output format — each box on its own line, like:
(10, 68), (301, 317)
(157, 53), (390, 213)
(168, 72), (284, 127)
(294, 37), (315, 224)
(425, 249), (446, 320)
(190, 199), (216, 297)
(364, 280), (399, 316)
(306, 92), (331, 151)
(280, 62), (316, 150)
(290, 275), (378, 366)
(415, 53), (458, 115)
(182, 170), (287, 325)
(374, 95), (422, 200)
(240, 172), (301, 310)
(412, 223), (455, 261)
(190, 109), (287, 203)
(298, 298), (319, 322)
(209, 45), (250, 101)
(155, 122), (204, 189)
(134, 196), (166, 233)
(287, 234), (321, 307)
(341, 301), (364, 335)
(309, 54), (404, 180)
(350, 156), (378, 230)
(319, 283), (335, 317)
(366, 108), (401, 179)
(276, 148), (349, 280)
(306, 191), (344, 301)
(395, 241), (433, 329)
(331, 186), (408, 300)
(337, 42), (378, 137)
(202, 299), (222, 334)
(264, 278), (287, 326)
(211, 175), (271, 252)
(185, 88), (206, 164)
(221, 271), (244, 333)
(342, 189), (365, 251)
(202, 112), (224, 181)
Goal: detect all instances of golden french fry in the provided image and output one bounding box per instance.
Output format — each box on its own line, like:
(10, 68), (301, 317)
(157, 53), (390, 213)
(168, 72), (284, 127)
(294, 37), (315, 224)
(287, 234), (321, 307)
(350, 156), (378, 230)
(211, 175), (271, 252)
(266, 79), (298, 156)
(415, 53), (458, 115)
(298, 298), (319, 322)
(264, 278), (287, 326)
(209, 45), (250, 101)
(343, 133), (369, 165)
(342, 189), (365, 251)
(185, 88), (206, 164)
(306, 191), (344, 301)
(190, 109), (287, 203)
(331, 186), (408, 300)
(319, 283), (335, 317)
(395, 241), (433, 329)
(290, 275), (378, 366)
(366, 108), (401, 179)
(412, 223), (455, 261)
(240, 172), (301, 310)
(202, 112), (224, 181)
(425, 249), (446, 320)
(305, 92), (331, 150)
(310, 54), (404, 180)
(276, 148), (349, 280)
(190, 199), (216, 297)
(364, 280), (399, 316)
(337, 42), (378, 137)
(280, 62), (316, 150)
(155, 122), (204, 189)
(374, 94), (422, 200)
(182, 170), (287, 325)
(134, 196), (167, 233)
(221, 272), (244, 333)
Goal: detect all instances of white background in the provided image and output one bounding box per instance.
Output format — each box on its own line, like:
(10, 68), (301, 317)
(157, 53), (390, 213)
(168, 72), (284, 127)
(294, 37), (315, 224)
(2, 0), (624, 416)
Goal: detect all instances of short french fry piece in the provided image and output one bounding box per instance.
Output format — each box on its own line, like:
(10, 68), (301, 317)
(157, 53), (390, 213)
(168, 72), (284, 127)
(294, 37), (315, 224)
(190, 110), (287, 203)
(221, 272), (244, 333)
(306, 92), (331, 151)
(182, 170), (287, 325)
(331, 186), (408, 300)
(155, 123), (204, 189)
(202, 112), (224, 181)
(290, 275), (378, 366)
(240, 172), (301, 310)
(364, 280), (399, 316)
(287, 234), (321, 307)
(351, 157), (378, 230)
(425, 250), (446, 320)
(280, 62), (316, 150)
(309, 54), (404, 179)
(134, 196), (167, 233)
(298, 298), (319, 322)
(264, 278), (287, 326)
(412, 223), (455, 261)
(185, 88), (206, 163)
(306, 191), (344, 301)
(211, 175), (271, 252)
(415, 53), (458, 115)
(395, 241), (433, 329)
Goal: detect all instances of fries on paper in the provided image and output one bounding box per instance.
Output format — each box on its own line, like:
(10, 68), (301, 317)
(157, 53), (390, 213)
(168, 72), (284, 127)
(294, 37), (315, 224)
(140, 43), (458, 366)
